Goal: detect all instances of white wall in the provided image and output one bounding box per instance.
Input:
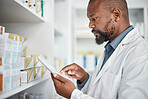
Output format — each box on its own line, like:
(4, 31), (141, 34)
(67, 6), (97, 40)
(54, 0), (73, 64)
(127, 0), (148, 7)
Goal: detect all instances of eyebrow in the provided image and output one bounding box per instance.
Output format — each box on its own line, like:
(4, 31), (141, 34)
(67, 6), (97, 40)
(89, 14), (95, 18)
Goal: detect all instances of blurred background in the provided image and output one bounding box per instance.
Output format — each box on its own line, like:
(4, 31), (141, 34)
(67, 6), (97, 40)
(54, 0), (148, 73)
(0, 0), (148, 98)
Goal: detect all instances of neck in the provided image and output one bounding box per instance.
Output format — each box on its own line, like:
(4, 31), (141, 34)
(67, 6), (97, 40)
(109, 23), (130, 42)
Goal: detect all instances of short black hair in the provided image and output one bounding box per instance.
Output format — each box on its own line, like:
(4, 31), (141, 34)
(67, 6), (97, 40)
(89, 0), (129, 20)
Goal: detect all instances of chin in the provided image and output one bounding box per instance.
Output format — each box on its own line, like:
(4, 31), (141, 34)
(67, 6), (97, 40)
(95, 39), (104, 45)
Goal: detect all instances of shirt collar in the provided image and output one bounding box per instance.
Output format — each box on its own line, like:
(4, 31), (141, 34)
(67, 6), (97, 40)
(105, 25), (134, 50)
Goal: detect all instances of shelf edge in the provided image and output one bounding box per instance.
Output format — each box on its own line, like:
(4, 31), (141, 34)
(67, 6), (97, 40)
(0, 76), (49, 99)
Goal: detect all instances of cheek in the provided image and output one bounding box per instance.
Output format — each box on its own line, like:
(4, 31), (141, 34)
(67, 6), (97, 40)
(104, 20), (115, 33)
(95, 17), (107, 30)
(95, 22), (106, 32)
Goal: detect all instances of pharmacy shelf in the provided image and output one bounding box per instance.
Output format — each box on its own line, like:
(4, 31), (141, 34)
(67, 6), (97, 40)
(0, 76), (49, 99)
(0, 0), (45, 23)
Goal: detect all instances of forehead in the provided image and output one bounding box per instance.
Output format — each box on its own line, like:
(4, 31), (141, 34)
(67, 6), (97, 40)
(87, 1), (104, 18)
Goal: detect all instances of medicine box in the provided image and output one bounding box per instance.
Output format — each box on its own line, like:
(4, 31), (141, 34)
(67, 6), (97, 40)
(0, 70), (11, 92)
(21, 57), (34, 70)
(23, 0), (29, 7)
(34, 66), (48, 79)
(0, 26), (5, 35)
(34, 67), (41, 79)
(34, 56), (43, 68)
(0, 35), (12, 57)
(41, 66), (47, 77)
(29, 0), (36, 11)
(20, 68), (34, 83)
(11, 69), (20, 89)
(35, 0), (41, 15)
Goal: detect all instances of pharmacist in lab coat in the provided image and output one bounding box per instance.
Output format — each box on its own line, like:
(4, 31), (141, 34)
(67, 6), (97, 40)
(51, 0), (148, 99)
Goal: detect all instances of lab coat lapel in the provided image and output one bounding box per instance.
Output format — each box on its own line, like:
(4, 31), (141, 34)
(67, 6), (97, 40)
(92, 28), (138, 86)
(92, 43), (124, 86)
(88, 51), (106, 87)
(95, 51), (106, 75)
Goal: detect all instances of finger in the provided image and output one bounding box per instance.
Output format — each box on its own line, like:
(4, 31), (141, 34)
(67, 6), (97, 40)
(65, 71), (81, 80)
(51, 74), (62, 87)
(51, 73), (57, 82)
(65, 71), (77, 79)
(51, 73), (61, 84)
(66, 69), (81, 77)
(68, 70), (81, 78)
(65, 71), (73, 78)
(69, 75), (80, 80)
(60, 64), (77, 73)
(53, 78), (61, 88)
(51, 73), (54, 80)
(53, 73), (68, 83)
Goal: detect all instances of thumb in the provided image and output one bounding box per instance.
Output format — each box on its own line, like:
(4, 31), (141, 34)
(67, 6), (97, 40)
(53, 73), (67, 83)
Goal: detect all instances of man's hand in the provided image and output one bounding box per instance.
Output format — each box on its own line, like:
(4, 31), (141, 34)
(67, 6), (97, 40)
(51, 73), (76, 99)
(60, 63), (88, 83)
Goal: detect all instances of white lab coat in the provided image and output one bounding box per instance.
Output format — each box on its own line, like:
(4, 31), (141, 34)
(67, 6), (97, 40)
(71, 28), (148, 99)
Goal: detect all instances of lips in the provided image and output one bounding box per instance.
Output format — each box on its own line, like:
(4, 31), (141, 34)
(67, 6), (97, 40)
(93, 32), (97, 36)
(93, 32), (100, 38)
(92, 29), (101, 38)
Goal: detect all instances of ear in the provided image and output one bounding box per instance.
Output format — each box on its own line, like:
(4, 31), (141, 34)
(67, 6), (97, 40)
(112, 8), (122, 22)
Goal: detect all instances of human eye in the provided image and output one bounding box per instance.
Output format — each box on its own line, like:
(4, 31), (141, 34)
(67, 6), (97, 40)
(92, 17), (97, 21)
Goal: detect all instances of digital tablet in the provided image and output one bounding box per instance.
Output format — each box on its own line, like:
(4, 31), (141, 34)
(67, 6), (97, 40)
(37, 55), (68, 79)
(38, 55), (59, 74)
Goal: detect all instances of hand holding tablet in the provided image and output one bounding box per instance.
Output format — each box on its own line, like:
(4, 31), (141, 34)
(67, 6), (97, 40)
(37, 55), (67, 78)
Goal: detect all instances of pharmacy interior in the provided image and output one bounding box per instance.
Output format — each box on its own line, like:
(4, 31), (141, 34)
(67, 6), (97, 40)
(0, 0), (148, 99)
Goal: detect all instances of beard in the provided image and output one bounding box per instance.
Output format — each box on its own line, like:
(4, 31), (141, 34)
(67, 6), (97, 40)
(92, 29), (109, 45)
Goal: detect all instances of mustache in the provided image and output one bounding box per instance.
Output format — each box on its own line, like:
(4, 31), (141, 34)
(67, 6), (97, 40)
(92, 29), (98, 33)
(92, 29), (109, 41)
(91, 29), (103, 35)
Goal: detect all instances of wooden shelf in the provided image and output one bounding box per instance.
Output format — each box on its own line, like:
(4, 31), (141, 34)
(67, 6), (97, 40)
(0, 76), (49, 99)
(0, 0), (45, 23)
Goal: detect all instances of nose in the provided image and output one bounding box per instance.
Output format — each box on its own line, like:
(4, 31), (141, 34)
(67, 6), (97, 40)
(89, 21), (95, 29)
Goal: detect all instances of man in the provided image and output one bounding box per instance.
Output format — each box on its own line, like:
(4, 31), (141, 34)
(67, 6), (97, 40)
(51, 0), (148, 99)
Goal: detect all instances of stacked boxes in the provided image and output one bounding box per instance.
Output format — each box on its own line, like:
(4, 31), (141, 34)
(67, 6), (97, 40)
(8, 34), (23, 89)
(20, 57), (34, 69)
(0, 25), (48, 92)
(20, 56), (48, 83)
(0, 26), (24, 91)
(21, 37), (27, 57)
(19, 38), (48, 83)
(21, 0), (44, 17)
(21, 68), (34, 83)
(0, 32), (12, 92)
